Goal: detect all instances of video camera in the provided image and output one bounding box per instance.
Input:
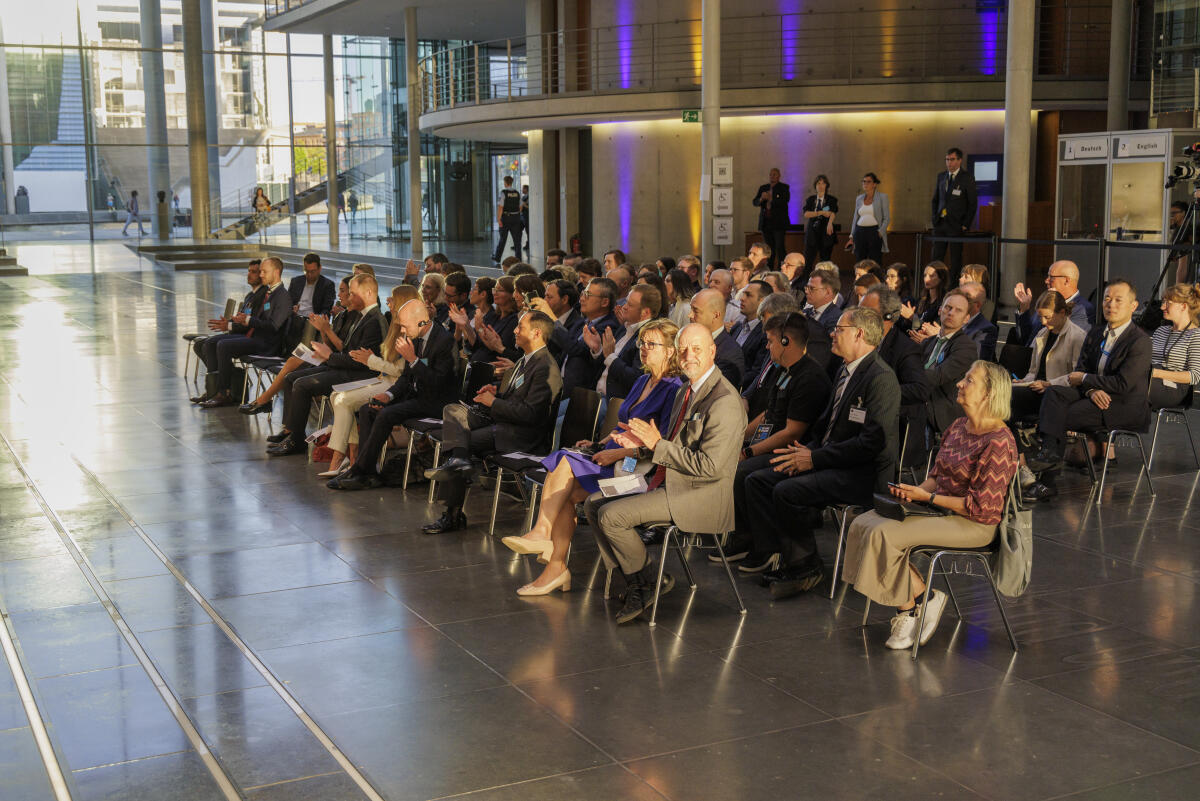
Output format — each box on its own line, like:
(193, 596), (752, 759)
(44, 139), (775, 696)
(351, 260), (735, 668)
(1164, 142), (1200, 188)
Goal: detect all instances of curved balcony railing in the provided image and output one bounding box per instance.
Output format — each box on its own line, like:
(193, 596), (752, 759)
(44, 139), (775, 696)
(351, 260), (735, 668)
(418, 4), (1139, 116)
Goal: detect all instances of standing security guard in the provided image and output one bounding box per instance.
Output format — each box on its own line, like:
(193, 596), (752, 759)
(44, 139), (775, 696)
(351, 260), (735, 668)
(752, 168), (790, 269)
(493, 175), (524, 263)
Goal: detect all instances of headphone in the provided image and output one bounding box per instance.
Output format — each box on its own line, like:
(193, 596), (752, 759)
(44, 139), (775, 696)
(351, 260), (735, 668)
(881, 307), (899, 322)
(780, 334), (790, 347)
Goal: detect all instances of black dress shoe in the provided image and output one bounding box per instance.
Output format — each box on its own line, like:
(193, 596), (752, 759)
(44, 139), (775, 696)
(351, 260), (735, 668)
(1027, 448), (1064, 473)
(422, 510), (467, 535)
(616, 564), (674, 624)
(762, 560), (824, 600)
(327, 469), (382, 491)
(239, 402), (271, 415)
(1022, 482), (1057, 503)
(189, 392), (211, 405)
(709, 533), (752, 563)
(424, 457), (474, 483)
(267, 437), (306, 457)
(199, 391), (236, 408)
(266, 430), (291, 444)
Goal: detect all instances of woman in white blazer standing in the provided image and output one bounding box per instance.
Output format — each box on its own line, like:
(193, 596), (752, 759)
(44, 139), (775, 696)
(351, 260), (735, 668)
(846, 172), (889, 264)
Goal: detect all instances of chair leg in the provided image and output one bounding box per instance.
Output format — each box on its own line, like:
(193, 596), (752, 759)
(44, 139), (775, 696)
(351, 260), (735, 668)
(488, 468), (503, 536)
(377, 440), (389, 474)
(599, 555), (614, 599)
(183, 347), (192, 380)
(675, 530), (698, 590)
(1134, 433), (1156, 496)
(401, 431), (415, 491)
(911, 552), (943, 660)
(1186, 411), (1200, 468)
(861, 598), (871, 627)
(829, 507), (852, 600)
(1147, 410), (1164, 472)
(427, 441), (441, 502)
(941, 569), (964, 621)
(240, 365), (251, 404)
(523, 483), (540, 533)
(977, 555), (1018, 652)
(711, 531), (747, 615)
(646, 532), (673, 628)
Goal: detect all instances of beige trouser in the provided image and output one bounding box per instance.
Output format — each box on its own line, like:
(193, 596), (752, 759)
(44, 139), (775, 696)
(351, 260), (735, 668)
(329, 382), (386, 454)
(841, 510), (996, 607)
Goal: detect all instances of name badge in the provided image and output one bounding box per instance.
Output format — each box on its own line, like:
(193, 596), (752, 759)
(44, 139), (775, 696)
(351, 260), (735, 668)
(513, 374), (525, 389)
(848, 406), (867, 424)
(263, 302), (270, 310)
(1163, 379), (1178, 389)
(777, 374), (792, 390)
(751, 423), (772, 444)
(952, 188), (962, 196)
(621, 456), (637, 473)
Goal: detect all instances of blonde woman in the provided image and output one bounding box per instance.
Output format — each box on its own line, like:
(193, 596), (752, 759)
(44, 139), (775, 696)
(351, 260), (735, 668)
(501, 318), (683, 595)
(320, 285), (419, 476)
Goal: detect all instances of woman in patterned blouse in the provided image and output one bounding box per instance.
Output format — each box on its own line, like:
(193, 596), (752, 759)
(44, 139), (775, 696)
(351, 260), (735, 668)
(1150, 283), (1200, 408)
(842, 360), (1018, 651)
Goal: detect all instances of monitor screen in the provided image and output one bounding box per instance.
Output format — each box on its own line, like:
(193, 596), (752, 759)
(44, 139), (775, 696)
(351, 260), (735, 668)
(974, 159), (1000, 182)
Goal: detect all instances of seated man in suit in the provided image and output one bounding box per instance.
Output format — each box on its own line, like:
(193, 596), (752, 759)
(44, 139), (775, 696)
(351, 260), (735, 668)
(439, 272), (474, 335)
(706, 267), (746, 329)
(735, 279), (773, 369)
(265, 273), (388, 455)
(921, 290), (979, 436)
(289, 252), (336, 318)
(199, 257), (292, 408)
(1012, 259), (1094, 345)
(958, 281), (999, 362)
(592, 284), (661, 400)
(192, 259), (266, 403)
(586, 323), (746, 624)
(424, 311), (563, 534)
(1028, 279), (1151, 475)
(860, 285), (932, 467)
(743, 307), (900, 598)
(802, 265), (843, 334)
(725, 313), (833, 569)
(542, 277), (620, 395)
(327, 298), (459, 490)
(689, 289), (746, 387)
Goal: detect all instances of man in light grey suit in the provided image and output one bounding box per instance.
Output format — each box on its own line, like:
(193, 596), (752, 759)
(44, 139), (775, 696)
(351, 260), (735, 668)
(585, 323), (748, 624)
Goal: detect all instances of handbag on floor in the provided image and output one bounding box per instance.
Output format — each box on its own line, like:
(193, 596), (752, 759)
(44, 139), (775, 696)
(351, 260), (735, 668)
(991, 487), (1033, 598)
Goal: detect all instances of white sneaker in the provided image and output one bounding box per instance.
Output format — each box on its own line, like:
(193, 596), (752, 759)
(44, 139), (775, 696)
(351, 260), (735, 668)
(885, 612), (918, 650)
(1018, 464), (1036, 488)
(917, 590), (948, 645)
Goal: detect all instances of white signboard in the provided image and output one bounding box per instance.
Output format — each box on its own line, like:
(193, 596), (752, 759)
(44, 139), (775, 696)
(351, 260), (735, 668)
(1063, 137), (1109, 161)
(712, 185), (734, 216)
(712, 156), (733, 185)
(1116, 133), (1168, 159)
(713, 216), (734, 245)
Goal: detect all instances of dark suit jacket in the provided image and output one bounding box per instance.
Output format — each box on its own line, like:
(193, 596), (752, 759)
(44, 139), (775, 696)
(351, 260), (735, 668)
(736, 320), (768, 374)
(714, 329), (746, 389)
(551, 311), (620, 394)
(548, 307), (584, 361)
(491, 347), (563, 453)
(383, 323), (458, 411)
(245, 284), (294, 353)
(753, 182), (791, 228)
(1075, 322), (1152, 430)
(922, 329), (979, 433)
(230, 285), (268, 335)
(963, 313), (999, 362)
(808, 303), (842, 335)
(931, 169), (978, 231)
(287, 274), (336, 316)
(599, 324), (644, 401)
(322, 306), (388, 371)
(878, 326), (930, 408)
(804, 351), (901, 494)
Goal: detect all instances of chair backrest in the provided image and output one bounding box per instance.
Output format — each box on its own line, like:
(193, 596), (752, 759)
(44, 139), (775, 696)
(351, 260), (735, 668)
(299, 319), (318, 347)
(597, 396), (623, 441)
(557, 387), (602, 451)
(998, 343), (1033, 379)
(461, 361), (495, 401)
(223, 298), (239, 318)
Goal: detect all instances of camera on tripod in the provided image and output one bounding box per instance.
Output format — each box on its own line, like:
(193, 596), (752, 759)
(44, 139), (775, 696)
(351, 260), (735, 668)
(1164, 142), (1200, 188)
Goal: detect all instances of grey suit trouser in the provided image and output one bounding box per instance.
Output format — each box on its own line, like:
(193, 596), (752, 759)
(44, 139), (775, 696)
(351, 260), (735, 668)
(584, 488), (673, 575)
(438, 402), (498, 512)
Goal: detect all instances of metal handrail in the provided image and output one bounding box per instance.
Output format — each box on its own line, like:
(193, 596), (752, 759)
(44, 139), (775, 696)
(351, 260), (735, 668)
(417, 5), (1123, 115)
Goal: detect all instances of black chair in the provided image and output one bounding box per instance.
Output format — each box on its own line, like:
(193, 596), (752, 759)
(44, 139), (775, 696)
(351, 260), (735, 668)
(997, 343), (1033, 379)
(1147, 382), (1198, 471)
(182, 298), (238, 381)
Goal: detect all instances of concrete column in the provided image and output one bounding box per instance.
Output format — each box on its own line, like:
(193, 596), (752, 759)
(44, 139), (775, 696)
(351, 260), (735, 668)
(700, 0), (720, 266)
(324, 34), (339, 247)
(199, 0), (221, 225)
(182, 0), (210, 239)
(140, 0), (170, 240)
(0, 21), (16, 216)
(558, 128), (580, 252)
(405, 7), (423, 259)
(1000, 0), (1035, 299)
(1108, 0), (1132, 131)
(286, 34), (298, 239)
(527, 130), (557, 261)
(525, 0), (552, 98)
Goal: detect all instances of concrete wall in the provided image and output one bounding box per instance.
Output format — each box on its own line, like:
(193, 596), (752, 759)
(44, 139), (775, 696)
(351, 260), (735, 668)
(590, 109), (1006, 261)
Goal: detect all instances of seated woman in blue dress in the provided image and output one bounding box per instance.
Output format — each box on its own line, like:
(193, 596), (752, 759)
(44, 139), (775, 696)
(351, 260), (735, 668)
(501, 318), (683, 596)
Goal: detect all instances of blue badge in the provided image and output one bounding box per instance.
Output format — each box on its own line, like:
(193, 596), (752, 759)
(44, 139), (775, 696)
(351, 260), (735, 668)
(263, 302), (270, 310)
(621, 456), (637, 473)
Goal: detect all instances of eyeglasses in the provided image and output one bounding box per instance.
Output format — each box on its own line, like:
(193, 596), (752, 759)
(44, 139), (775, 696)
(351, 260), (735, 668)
(832, 324), (860, 335)
(1046, 274), (1069, 283)
(638, 340), (668, 350)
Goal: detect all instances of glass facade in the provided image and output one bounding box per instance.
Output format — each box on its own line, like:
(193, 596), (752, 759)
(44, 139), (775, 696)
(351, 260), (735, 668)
(0, 0), (497, 247)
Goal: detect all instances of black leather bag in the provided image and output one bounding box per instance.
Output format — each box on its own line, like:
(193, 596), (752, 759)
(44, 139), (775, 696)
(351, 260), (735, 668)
(873, 492), (949, 522)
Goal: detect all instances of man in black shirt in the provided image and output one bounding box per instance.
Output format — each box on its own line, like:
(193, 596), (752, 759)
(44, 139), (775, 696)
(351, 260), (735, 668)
(492, 176), (524, 263)
(722, 313), (833, 571)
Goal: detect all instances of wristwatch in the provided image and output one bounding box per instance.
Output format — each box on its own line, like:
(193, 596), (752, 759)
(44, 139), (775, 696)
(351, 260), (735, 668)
(742, 447), (754, 459)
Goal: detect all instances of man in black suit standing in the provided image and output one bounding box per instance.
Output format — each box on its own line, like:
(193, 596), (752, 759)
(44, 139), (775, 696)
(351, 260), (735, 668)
(753, 168), (790, 270)
(930, 147), (977, 282)
(288, 253), (336, 318)
(265, 273), (388, 455)
(1028, 279), (1151, 473)
(920, 290), (979, 435)
(743, 307), (900, 598)
(689, 289), (745, 388)
(424, 311), (563, 534)
(328, 299), (459, 490)
(199, 257), (292, 408)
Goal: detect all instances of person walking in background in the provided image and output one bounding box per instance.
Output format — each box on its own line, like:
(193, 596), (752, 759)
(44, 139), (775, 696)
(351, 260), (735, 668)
(121, 190), (145, 236)
(347, 190), (359, 229)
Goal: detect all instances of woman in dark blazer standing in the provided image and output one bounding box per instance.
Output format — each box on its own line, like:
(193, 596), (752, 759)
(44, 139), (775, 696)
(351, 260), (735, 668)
(802, 174), (838, 269)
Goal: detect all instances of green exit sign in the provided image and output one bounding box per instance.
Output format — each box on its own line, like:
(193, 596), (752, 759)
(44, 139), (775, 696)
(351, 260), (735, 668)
(682, 110), (700, 123)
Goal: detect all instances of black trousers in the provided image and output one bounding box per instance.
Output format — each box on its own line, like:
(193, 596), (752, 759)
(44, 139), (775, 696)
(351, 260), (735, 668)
(852, 225), (883, 264)
(1010, 385), (1046, 425)
(760, 223), (787, 269)
(213, 335), (272, 393)
(803, 226), (834, 268)
(494, 215), (524, 261)
(353, 398), (439, 474)
(733, 453), (776, 543)
(281, 365), (363, 437)
(745, 465), (874, 567)
(930, 219), (964, 282)
(438, 402), (498, 512)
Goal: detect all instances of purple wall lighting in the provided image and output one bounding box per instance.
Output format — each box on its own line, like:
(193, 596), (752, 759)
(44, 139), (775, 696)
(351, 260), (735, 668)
(781, 1), (801, 82)
(977, 1), (1001, 76)
(612, 130), (634, 246)
(616, 1), (634, 90)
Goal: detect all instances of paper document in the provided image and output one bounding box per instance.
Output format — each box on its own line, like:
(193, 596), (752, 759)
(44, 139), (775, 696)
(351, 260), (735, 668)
(597, 474), (647, 498)
(292, 343), (323, 366)
(304, 424), (332, 444)
(502, 452), (543, 462)
(331, 377), (387, 393)
(417, 417), (442, 424)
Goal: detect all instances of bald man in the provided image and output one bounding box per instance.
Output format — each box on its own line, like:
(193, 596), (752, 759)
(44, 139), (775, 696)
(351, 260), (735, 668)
(1012, 260), (1095, 345)
(689, 288), (746, 387)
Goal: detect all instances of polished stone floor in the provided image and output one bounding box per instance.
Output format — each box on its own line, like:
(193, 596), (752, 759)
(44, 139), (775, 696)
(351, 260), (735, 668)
(0, 245), (1198, 801)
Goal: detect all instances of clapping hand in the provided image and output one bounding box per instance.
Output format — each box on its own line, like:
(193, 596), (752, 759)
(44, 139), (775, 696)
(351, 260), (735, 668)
(626, 417), (662, 451)
(611, 422), (644, 450)
(309, 313), (331, 332)
(448, 304), (469, 327)
(581, 323), (601, 353)
(490, 356), (514, 374)
(207, 318), (226, 331)
(350, 347), (372, 366)
(310, 341), (332, 361)
(232, 313), (248, 325)
(899, 301), (916, 319)
(1014, 282), (1033, 311)
(478, 324), (503, 352)
(405, 259), (420, 280)
(473, 385), (497, 407)
(601, 327), (617, 357)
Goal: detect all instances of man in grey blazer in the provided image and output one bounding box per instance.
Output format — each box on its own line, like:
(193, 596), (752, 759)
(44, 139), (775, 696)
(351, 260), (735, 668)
(586, 323), (747, 624)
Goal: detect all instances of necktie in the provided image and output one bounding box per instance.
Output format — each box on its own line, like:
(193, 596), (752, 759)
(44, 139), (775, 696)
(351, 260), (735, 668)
(925, 336), (948, 369)
(646, 386), (693, 490)
(1098, 329), (1116, 373)
(805, 305), (819, 321)
(500, 356), (526, 395)
(822, 366), (851, 446)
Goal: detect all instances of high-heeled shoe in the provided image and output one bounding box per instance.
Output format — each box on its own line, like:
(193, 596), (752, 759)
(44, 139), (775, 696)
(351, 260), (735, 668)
(516, 570), (571, 596)
(501, 535), (555, 564)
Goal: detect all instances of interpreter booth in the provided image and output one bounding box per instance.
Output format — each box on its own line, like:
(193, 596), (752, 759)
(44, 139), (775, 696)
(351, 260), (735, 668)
(1057, 128), (1200, 304)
